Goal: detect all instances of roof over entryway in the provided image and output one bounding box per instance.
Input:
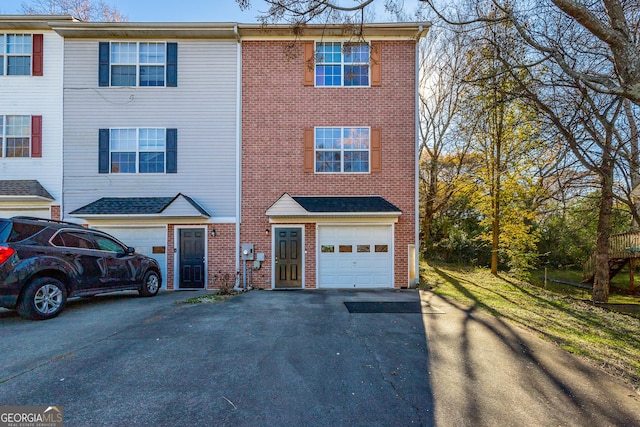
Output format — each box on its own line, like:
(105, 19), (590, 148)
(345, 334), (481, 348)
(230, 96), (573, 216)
(69, 193), (210, 219)
(266, 193), (402, 219)
(0, 180), (54, 201)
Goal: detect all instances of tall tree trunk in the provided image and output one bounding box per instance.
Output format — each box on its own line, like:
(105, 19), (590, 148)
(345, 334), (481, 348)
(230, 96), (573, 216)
(593, 158), (614, 303)
(422, 159), (439, 248)
(491, 126), (501, 275)
(422, 197), (434, 251)
(491, 179), (500, 275)
(625, 99), (640, 227)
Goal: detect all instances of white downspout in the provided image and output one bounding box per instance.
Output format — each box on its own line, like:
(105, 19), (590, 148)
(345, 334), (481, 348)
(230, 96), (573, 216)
(235, 24), (242, 282)
(414, 25), (424, 287)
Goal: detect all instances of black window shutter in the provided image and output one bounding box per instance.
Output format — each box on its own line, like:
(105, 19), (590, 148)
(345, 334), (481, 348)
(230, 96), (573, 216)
(166, 128), (177, 173)
(98, 129), (110, 173)
(99, 42), (110, 87)
(166, 43), (177, 87)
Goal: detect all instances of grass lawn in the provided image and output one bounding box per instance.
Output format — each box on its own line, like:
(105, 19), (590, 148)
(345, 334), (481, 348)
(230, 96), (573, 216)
(531, 267), (640, 305)
(421, 260), (640, 392)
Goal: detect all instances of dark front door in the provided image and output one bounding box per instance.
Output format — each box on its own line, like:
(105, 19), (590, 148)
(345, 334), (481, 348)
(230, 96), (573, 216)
(275, 227), (302, 288)
(179, 229), (205, 289)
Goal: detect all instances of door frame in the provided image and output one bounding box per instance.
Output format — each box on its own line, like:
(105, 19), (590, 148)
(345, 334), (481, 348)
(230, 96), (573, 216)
(173, 225), (208, 290)
(271, 224), (305, 289)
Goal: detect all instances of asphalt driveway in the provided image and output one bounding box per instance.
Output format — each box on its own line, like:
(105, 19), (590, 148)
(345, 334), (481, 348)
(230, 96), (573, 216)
(0, 289), (639, 426)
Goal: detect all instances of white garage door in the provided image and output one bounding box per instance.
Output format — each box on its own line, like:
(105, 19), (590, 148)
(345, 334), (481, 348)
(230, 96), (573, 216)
(0, 209), (50, 219)
(94, 226), (168, 288)
(318, 225), (393, 288)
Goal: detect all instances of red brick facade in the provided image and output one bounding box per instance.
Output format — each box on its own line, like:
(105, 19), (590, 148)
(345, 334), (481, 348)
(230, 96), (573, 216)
(241, 39), (417, 289)
(50, 205), (61, 220)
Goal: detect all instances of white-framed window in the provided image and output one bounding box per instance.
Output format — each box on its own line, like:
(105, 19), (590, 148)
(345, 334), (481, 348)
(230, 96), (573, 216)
(110, 128), (166, 173)
(0, 34), (32, 76)
(0, 115), (30, 157)
(315, 127), (370, 173)
(110, 42), (166, 87)
(315, 42), (370, 87)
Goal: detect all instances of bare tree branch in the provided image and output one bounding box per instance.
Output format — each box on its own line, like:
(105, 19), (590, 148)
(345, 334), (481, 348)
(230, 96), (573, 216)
(20, 0), (127, 22)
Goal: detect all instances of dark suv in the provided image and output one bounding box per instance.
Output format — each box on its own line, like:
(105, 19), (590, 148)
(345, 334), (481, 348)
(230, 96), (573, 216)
(0, 217), (162, 320)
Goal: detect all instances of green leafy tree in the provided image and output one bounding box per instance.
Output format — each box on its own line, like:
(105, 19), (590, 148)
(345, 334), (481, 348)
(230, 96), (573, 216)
(461, 13), (548, 277)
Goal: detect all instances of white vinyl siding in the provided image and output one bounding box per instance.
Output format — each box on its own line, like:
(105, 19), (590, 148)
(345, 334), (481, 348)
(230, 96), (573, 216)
(63, 39), (239, 219)
(0, 31), (64, 203)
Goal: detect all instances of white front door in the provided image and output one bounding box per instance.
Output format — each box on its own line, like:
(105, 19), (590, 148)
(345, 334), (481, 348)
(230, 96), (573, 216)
(317, 225), (393, 288)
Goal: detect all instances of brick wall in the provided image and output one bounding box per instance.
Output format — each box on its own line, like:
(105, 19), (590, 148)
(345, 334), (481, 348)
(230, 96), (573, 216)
(50, 205), (61, 220)
(241, 40), (417, 288)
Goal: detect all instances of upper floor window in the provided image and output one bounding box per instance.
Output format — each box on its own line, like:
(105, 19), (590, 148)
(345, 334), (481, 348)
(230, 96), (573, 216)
(0, 115), (42, 158)
(1, 115), (29, 157)
(111, 42), (164, 86)
(99, 127), (177, 174)
(99, 42), (177, 87)
(315, 42), (370, 87)
(315, 127), (370, 173)
(110, 128), (165, 173)
(0, 34), (31, 76)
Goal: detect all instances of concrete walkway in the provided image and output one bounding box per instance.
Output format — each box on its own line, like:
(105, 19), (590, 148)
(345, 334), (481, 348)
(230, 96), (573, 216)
(421, 291), (640, 426)
(0, 289), (638, 426)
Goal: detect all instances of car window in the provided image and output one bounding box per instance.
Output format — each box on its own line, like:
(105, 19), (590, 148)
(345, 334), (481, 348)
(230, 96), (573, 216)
(52, 231), (97, 249)
(5, 222), (46, 242)
(93, 235), (126, 254)
(0, 220), (10, 243)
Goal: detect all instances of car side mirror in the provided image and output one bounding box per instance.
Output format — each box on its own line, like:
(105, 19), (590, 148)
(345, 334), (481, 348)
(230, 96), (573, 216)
(126, 247), (135, 255)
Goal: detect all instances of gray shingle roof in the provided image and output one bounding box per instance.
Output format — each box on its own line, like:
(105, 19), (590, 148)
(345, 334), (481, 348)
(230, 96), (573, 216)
(292, 196), (401, 213)
(0, 180), (54, 200)
(69, 194), (210, 216)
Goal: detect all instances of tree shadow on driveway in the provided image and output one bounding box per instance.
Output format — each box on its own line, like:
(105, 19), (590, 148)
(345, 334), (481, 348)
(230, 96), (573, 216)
(422, 267), (640, 426)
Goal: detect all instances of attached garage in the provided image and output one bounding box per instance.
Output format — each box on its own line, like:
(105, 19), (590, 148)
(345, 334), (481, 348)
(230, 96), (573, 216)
(0, 208), (51, 219)
(267, 194), (402, 289)
(0, 180), (56, 220)
(318, 224), (393, 288)
(93, 226), (168, 287)
(69, 194), (213, 290)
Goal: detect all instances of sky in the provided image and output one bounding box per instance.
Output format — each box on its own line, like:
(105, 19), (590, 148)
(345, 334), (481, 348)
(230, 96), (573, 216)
(0, 0), (269, 22)
(0, 0), (423, 23)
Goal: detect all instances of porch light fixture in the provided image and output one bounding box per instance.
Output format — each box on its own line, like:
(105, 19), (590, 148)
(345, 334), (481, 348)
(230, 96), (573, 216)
(211, 228), (216, 237)
(265, 228), (270, 236)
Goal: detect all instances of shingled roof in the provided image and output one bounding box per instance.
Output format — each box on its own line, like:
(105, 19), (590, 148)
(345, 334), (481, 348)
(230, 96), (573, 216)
(0, 180), (54, 200)
(292, 196), (401, 213)
(266, 194), (402, 218)
(69, 194), (210, 217)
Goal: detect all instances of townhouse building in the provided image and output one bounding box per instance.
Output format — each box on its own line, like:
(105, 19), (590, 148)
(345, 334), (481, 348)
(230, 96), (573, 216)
(0, 16), (426, 290)
(239, 23), (426, 289)
(51, 21), (241, 287)
(0, 16), (71, 221)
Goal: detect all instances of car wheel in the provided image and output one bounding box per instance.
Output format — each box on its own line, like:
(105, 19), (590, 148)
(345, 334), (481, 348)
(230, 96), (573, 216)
(139, 270), (160, 297)
(17, 277), (67, 320)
